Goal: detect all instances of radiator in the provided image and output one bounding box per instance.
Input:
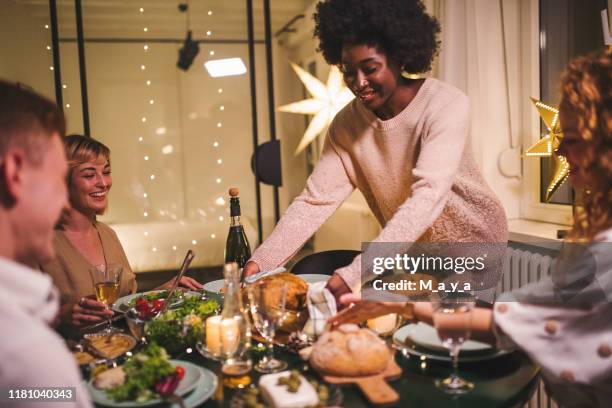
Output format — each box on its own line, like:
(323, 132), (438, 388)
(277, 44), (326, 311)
(499, 245), (559, 408)
(498, 247), (554, 295)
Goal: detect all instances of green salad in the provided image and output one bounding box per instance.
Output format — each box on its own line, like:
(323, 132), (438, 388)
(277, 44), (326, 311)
(107, 343), (175, 402)
(145, 297), (219, 353)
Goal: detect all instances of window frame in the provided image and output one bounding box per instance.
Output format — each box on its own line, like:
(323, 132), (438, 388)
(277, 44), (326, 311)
(519, 0), (573, 225)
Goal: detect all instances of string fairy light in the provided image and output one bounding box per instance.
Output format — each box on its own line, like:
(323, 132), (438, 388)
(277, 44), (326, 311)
(140, 11), (154, 220)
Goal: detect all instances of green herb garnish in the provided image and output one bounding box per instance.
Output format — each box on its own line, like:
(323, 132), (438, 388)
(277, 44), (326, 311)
(106, 343), (174, 402)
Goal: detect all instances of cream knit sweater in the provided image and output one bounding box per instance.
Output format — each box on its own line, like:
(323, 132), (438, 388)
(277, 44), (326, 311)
(251, 78), (508, 291)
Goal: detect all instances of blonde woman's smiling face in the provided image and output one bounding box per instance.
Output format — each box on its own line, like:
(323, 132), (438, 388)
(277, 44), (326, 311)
(69, 156), (112, 215)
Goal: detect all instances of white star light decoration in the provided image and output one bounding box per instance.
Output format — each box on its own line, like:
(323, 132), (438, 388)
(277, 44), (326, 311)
(278, 63), (354, 155)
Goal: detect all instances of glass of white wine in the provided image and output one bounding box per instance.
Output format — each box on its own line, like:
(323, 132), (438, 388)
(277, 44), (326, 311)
(89, 263), (123, 334)
(432, 293), (475, 394)
(247, 280), (288, 373)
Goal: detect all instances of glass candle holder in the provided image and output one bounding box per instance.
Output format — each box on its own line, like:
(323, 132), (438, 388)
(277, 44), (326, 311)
(367, 313), (402, 337)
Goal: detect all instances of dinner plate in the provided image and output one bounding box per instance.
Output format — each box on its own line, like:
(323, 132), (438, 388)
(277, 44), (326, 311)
(112, 290), (199, 313)
(393, 323), (512, 362)
(297, 273), (330, 284)
(395, 322), (492, 353)
(204, 273), (329, 296)
(177, 365), (217, 408)
(202, 279), (225, 295)
(86, 360), (212, 407)
(394, 342), (513, 363)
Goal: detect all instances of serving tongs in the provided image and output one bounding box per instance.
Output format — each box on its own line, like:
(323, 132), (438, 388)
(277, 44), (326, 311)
(159, 250), (195, 315)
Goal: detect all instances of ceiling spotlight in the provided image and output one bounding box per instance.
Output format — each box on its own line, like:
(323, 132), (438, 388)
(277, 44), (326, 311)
(177, 30), (200, 71)
(204, 58), (247, 77)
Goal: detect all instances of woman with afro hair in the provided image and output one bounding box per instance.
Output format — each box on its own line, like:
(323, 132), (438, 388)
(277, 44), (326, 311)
(330, 49), (612, 405)
(244, 0), (508, 300)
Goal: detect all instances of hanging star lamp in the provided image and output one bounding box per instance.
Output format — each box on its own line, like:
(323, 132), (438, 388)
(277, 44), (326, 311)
(525, 97), (570, 202)
(278, 63), (354, 155)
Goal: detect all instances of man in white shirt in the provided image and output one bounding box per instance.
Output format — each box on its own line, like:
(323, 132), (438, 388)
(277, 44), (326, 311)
(0, 80), (92, 407)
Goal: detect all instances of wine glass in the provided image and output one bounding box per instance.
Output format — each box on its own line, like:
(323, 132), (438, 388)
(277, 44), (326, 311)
(367, 313), (402, 337)
(247, 280), (288, 373)
(88, 263), (123, 334)
(432, 293), (475, 394)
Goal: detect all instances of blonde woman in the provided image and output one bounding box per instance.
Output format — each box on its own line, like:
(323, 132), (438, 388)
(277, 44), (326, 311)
(42, 135), (202, 333)
(331, 49), (612, 406)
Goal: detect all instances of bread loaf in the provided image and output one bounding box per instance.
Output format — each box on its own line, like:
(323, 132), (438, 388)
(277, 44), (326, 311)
(309, 324), (390, 376)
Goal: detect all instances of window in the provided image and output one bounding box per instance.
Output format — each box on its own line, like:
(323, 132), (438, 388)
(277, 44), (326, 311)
(538, 0), (606, 205)
(521, 0), (607, 224)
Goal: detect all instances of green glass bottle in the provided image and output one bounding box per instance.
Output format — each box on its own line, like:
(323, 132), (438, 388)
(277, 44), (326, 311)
(224, 187), (252, 276)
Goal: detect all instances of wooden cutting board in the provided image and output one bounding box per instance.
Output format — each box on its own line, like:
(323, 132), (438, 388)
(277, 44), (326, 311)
(320, 354), (402, 406)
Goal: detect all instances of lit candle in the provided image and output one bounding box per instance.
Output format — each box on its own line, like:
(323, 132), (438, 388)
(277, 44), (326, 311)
(367, 313), (398, 335)
(221, 318), (239, 355)
(206, 315), (222, 355)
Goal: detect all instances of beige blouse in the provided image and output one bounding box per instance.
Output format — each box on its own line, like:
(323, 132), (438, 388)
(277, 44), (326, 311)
(41, 222), (137, 327)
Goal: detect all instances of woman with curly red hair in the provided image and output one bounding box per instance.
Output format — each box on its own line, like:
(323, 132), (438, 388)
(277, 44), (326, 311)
(557, 50), (612, 241)
(243, 0), (507, 300)
(331, 49), (612, 406)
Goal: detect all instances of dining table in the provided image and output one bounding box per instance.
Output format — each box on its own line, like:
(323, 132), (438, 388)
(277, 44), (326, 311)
(82, 285), (541, 408)
(157, 337), (539, 408)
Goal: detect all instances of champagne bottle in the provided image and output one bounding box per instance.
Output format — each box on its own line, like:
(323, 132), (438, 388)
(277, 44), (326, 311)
(225, 188), (252, 274)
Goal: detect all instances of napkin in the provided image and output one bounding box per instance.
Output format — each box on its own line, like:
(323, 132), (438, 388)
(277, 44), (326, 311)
(303, 281), (337, 339)
(243, 266), (286, 284)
